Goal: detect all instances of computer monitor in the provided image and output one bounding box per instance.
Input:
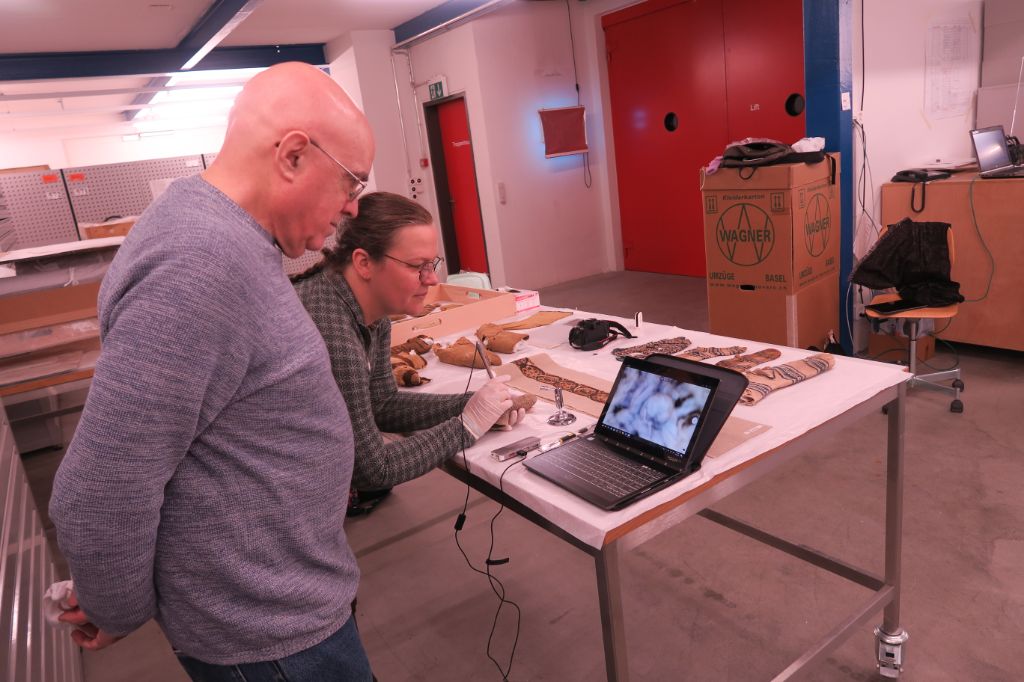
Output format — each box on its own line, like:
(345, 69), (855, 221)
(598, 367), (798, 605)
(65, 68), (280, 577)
(970, 125), (1013, 173)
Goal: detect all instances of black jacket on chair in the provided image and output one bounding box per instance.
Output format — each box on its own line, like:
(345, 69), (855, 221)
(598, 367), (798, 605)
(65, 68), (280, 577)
(851, 218), (965, 306)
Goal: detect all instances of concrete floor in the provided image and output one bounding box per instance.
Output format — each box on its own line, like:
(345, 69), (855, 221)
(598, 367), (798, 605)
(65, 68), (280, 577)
(20, 270), (1024, 681)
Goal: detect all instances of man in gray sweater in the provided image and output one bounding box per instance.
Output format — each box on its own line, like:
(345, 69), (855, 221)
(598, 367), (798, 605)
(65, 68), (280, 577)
(49, 62), (376, 680)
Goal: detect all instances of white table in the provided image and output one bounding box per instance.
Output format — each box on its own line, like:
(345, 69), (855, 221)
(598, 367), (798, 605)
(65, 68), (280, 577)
(416, 311), (910, 680)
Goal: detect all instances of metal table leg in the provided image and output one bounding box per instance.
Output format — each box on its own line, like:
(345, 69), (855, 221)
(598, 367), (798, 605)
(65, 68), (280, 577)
(876, 382), (909, 678)
(596, 541), (629, 681)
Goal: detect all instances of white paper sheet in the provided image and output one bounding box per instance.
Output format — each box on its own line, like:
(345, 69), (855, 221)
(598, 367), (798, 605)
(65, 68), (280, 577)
(925, 18), (977, 120)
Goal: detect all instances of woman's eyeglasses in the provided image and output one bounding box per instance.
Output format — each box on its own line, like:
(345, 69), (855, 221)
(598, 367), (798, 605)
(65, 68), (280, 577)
(383, 254), (444, 278)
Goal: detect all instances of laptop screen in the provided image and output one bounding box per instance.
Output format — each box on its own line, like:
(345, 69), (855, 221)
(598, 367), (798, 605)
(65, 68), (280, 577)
(971, 126), (1012, 172)
(597, 359), (718, 465)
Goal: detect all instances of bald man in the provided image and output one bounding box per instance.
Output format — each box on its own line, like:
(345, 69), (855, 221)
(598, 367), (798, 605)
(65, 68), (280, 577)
(50, 63), (376, 680)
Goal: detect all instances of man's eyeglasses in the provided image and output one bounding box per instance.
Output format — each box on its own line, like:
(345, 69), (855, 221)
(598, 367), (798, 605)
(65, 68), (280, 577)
(308, 138), (368, 202)
(383, 254), (444, 278)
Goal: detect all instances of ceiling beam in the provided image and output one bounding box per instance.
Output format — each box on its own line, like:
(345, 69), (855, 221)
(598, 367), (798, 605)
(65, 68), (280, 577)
(393, 0), (505, 46)
(0, 44), (325, 82)
(124, 0), (264, 121)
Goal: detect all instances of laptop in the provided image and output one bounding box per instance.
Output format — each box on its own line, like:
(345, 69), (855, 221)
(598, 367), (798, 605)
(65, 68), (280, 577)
(524, 356), (725, 510)
(643, 353), (748, 461)
(970, 125), (1024, 178)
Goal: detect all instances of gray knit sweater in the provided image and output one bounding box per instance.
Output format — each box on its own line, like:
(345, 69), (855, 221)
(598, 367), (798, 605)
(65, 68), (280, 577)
(293, 268), (473, 490)
(49, 175), (359, 665)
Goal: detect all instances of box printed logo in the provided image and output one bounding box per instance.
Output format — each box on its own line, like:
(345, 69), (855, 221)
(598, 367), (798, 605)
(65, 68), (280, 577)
(803, 193), (831, 256)
(715, 203), (775, 266)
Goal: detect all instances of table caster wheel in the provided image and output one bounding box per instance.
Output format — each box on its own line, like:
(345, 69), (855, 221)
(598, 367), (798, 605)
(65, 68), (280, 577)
(950, 399), (963, 413)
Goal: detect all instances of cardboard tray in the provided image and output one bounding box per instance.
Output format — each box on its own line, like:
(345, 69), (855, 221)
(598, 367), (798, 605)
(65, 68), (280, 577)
(390, 284), (516, 344)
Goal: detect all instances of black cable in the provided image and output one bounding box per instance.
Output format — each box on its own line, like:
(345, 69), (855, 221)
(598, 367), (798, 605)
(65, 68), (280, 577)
(565, 0), (592, 190)
(859, 346), (910, 363)
(565, 0), (580, 107)
(484, 460), (525, 681)
(454, 365), (522, 681)
(859, 0), (866, 111)
(963, 176), (995, 303)
(917, 337), (960, 373)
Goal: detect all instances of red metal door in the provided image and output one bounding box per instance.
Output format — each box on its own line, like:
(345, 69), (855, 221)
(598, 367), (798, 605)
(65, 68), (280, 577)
(438, 98), (488, 274)
(604, 0), (729, 276)
(723, 0), (806, 142)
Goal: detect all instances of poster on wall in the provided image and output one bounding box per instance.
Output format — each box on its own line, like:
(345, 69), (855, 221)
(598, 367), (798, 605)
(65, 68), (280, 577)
(924, 18), (977, 120)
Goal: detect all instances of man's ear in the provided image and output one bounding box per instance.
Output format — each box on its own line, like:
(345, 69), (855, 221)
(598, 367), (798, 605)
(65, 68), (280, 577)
(275, 131), (310, 181)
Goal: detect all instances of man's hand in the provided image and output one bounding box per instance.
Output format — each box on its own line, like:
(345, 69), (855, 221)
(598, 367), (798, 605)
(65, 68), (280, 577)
(58, 592), (124, 651)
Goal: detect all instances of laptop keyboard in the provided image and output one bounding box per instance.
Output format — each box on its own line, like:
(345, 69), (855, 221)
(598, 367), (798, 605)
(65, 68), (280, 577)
(540, 439), (664, 499)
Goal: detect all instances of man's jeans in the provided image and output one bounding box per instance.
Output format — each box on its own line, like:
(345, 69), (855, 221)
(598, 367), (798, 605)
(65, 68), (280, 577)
(176, 615), (372, 682)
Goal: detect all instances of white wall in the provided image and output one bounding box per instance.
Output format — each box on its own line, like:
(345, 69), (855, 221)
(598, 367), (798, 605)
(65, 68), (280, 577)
(470, 1), (611, 289)
(1, 110), (227, 170)
(349, 30), (411, 197)
(392, 0), (623, 290)
(0, 133), (69, 170)
(851, 0), (983, 256)
(0, 121), (226, 170)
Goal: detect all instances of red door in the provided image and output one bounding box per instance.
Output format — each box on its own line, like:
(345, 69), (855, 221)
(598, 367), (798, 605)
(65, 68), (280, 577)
(604, 0), (729, 276)
(604, 0), (805, 277)
(723, 0), (806, 142)
(438, 98), (488, 274)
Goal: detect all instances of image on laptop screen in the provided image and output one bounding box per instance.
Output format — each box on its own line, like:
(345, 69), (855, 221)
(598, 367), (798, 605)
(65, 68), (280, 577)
(600, 365), (714, 457)
(971, 126), (1012, 172)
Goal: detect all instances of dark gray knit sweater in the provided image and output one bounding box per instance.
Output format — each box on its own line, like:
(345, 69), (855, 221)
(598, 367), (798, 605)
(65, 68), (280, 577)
(49, 175), (359, 665)
(292, 268), (473, 490)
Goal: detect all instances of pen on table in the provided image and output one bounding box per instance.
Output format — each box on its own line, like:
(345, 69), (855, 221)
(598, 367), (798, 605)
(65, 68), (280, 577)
(474, 339), (495, 379)
(534, 425), (594, 454)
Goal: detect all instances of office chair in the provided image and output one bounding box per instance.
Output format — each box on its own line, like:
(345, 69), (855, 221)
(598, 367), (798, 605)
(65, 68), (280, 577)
(864, 224), (964, 413)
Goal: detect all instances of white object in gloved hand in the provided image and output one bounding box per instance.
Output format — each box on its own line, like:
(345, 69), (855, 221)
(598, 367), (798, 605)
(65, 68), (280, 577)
(462, 375), (514, 440)
(43, 580), (76, 628)
(493, 407), (527, 430)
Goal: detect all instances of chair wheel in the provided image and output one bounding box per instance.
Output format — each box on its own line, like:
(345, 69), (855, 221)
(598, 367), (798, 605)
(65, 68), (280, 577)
(950, 399), (964, 413)
(952, 379), (965, 391)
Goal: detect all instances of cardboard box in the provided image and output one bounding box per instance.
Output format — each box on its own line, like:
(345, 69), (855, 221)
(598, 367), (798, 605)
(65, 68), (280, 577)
(496, 286), (540, 312)
(702, 154), (840, 293)
(707, 274), (838, 349)
(390, 284), (516, 344)
(702, 155), (840, 348)
(868, 332), (935, 363)
(78, 217), (136, 240)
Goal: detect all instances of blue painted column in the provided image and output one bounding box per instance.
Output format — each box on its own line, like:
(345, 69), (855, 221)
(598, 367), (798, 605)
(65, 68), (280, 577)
(804, 0), (854, 351)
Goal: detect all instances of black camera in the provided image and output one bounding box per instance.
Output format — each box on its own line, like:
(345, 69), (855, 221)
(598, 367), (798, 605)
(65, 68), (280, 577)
(568, 318), (634, 351)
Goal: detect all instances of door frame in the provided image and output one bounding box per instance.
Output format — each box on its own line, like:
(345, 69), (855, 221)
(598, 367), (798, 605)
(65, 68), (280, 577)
(423, 93), (489, 275)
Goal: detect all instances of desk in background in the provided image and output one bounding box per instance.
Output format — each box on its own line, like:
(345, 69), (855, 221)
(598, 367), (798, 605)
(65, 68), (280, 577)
(880, 173), (1024, 351)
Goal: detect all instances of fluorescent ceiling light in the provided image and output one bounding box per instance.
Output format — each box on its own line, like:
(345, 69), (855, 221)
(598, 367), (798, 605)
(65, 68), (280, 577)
(133, 67), (264, 129)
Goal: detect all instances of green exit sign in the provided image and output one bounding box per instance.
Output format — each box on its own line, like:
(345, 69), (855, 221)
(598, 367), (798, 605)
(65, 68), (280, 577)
(427, 77), (447, 100)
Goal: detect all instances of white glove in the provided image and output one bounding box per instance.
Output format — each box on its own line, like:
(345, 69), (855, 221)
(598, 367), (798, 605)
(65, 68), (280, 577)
(462, 375), (514, 440)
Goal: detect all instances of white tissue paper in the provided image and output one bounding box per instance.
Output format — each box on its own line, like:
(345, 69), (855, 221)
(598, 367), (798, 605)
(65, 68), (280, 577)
(43, 580), (76, 628)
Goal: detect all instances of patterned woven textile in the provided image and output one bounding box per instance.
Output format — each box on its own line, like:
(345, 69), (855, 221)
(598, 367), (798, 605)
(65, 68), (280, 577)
(740, 353), (836, 405)
(677, 345), (747, 362)
(611, 336), (692, 360)
(496, 353), (613, 417)
(717, 348), (782, 372)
